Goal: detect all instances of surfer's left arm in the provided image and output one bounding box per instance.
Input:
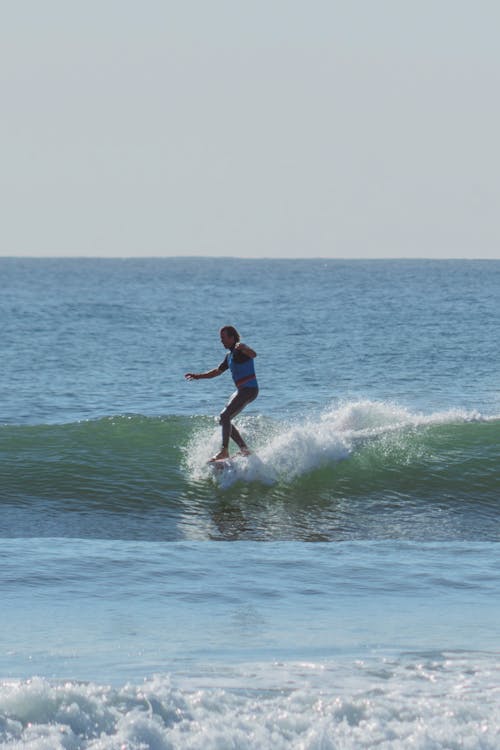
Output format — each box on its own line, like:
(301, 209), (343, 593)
(235, 343), (257, 358)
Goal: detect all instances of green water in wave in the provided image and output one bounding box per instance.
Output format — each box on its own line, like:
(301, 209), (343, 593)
(1, 409), (498, 542)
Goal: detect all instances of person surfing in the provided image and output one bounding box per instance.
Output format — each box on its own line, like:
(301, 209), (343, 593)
(185, 326), (259, 462)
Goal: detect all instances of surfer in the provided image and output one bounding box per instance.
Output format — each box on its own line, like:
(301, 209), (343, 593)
(185, 326), (259, 461)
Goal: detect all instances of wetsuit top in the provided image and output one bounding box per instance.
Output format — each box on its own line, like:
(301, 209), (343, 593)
(218, 345), (258, 389)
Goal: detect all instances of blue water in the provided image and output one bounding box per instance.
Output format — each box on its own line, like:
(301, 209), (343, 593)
(0, 258), (499, 748)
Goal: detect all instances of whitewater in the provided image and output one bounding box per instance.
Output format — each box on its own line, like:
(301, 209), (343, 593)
(1, 258), (499, 748)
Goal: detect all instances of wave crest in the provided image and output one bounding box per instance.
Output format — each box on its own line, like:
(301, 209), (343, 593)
(186, 400), (499, 488)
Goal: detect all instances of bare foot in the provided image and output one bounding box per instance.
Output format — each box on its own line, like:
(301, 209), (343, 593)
(210, 450), (229, 462)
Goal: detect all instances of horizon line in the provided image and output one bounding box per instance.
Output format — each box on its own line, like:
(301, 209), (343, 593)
(1, 255), (499, 261)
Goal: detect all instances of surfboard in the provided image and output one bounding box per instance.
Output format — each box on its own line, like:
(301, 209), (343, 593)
(207, 452), (251, 471)
(207, 457), (233, 470)
(207, 457), (240, 475)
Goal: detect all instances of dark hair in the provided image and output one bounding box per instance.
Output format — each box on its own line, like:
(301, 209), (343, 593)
(220, 325), (240, 343)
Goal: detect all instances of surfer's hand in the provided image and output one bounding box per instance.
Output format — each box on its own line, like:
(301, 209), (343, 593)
(185, 373), (198, 380)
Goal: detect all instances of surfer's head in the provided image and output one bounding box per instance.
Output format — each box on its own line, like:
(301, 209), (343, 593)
(220, 326), (240, 349)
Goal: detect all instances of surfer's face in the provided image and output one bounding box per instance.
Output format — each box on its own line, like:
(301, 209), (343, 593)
(220, 329), (235, 349)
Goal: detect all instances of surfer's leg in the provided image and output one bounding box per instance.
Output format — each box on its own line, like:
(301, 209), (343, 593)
(229, 423), (246, 450)
(219, 391), (246, 449)
(219, 388), (258, 452)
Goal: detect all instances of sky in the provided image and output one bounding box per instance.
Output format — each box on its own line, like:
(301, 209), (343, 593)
(1, 0), (499, 258)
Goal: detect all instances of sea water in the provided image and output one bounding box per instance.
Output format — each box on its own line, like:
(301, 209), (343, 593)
(0, 258), (499, 748)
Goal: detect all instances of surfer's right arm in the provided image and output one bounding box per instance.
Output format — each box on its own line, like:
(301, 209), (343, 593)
(185, 368), (222, 381)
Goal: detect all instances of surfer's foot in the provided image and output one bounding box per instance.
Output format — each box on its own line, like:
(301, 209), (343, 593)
(210, 449), (229, 462)
(237, 447), (252, 457)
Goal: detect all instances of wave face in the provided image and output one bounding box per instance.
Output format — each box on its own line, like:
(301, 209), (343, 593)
(1, 401), (498, 542)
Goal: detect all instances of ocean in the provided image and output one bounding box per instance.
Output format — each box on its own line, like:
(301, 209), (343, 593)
(0, 257), (499, 749)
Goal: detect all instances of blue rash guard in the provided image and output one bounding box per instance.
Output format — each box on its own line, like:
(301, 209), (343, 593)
(218, 346), (258, 390)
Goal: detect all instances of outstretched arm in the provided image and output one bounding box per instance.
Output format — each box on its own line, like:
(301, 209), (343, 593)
(185, 368), (222, 381)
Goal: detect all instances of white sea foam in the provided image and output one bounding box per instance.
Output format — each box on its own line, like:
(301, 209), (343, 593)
(1, 654), (498, 749)
(186, 399), (493, 488)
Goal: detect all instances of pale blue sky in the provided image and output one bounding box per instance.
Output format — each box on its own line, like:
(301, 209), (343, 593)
(1, 1), (499, 258)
